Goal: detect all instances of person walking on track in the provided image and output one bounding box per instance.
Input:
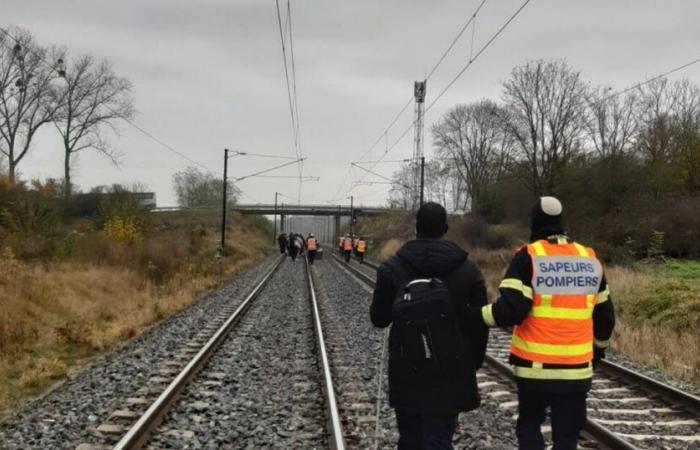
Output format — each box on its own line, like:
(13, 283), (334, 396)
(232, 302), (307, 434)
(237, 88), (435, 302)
(307, 233), (318, 265)
(338, 235), (345, 256)
(356, 236), (367, 263)
(476, 196), (615, 450)
(370, 202), (489, 450)
(288, 233), (301, 262)
(277, 233), (288, 255)
(343, 233), (353, 263)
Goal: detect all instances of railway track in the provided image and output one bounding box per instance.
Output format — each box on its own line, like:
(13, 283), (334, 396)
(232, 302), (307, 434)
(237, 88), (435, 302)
(334, 253), (700, 450)
(76, 255), (346, 449)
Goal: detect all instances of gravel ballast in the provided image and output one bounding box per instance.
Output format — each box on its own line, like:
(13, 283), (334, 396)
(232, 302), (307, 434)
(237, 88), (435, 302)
(0, 255), (278, 449)
(147, 258), (328, 449)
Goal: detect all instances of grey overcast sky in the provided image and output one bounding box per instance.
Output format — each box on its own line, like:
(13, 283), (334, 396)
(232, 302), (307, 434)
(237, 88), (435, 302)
(5, 0), (700, 207)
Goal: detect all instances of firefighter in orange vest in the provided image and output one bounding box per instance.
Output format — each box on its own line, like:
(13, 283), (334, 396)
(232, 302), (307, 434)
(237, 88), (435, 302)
(356, 237), (367, 263)
(343, 233), (353, 263)
(307, 233), (318, 265)
(477, 197), (615, 450)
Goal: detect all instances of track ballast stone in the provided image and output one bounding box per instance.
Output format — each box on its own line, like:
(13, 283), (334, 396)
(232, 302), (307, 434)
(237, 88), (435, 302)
(147, 258), (328, 449)
(0, 255), (278, 449)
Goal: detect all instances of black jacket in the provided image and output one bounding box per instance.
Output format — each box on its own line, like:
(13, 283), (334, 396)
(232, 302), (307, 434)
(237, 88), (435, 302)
(370, 238), (489, 414)
(483, 233), (616, 393)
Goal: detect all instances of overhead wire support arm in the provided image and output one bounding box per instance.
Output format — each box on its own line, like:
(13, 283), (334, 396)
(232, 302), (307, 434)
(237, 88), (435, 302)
(350, 162), (410, 189)
(233, 157), (306, 182)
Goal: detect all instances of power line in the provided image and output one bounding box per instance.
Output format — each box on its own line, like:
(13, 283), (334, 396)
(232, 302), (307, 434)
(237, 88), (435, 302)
(599, 56), (700, 104)
(384, 0), (533, 158)
(352, 0), (490, 166)
(275, 0), (301, 161)
(424, 0), (488, 80)
(351, 0), (531, 194)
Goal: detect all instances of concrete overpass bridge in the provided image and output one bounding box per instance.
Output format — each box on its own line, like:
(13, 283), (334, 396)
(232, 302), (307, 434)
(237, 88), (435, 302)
(152, 203), (399, 240)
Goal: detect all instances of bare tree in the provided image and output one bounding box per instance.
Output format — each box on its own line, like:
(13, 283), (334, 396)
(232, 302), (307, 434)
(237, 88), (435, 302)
(388, 163), (414, 209)
(53, 55), (135, 197)
(173, 166), (241, 208)
(586, 86), (638, 159)
(0, 28), (65, 183)
(432, 100), (514, 213)
(501, 59), (588, 195)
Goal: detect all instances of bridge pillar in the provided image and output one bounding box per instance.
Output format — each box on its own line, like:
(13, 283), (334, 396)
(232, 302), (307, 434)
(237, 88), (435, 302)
(334, 214), (341, 240)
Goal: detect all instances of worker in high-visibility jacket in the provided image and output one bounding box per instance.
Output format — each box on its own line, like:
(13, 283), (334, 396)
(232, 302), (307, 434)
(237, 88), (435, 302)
(307, 233), (318, 265)
(343, 233), (353, 263)
(338, 236), (345, 256)
(476, 197), (615, 450)
(356, 237), (367, 263)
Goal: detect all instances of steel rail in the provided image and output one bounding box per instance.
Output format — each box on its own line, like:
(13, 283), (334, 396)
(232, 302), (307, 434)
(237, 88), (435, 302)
(305, 256), (346, 450)
(599, 359), (700, 417)
(333, 254), (645, 450)
(113, 255), (285, 450)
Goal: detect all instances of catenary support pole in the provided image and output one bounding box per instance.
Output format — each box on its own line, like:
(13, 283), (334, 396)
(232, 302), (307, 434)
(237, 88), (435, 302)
(349, 196), (354, 238)
(273, 192), (278, 244)
(420, 156), (425, 207)
(220, 148), (229, 254)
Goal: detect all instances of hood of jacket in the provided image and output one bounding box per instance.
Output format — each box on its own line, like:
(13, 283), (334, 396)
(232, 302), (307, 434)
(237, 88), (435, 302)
(395, 238), (468, 277)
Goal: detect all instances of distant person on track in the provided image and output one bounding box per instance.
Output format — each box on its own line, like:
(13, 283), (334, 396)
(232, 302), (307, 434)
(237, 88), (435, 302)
(277, 233), (288, 255)
(343, 233), (353, 263)
(338, 235), (345, 256)
(475, 196), (616, 450)
(307, 233), (318, 264)
(356, 236), (367, 263)
(288, 233), (302, 262)
(370, 202), (489, 450)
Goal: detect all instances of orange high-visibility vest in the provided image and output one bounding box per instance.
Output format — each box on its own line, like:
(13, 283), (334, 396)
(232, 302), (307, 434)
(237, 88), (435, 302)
(307, 238), (317, 250)
(344, 239), (353, 251)
(357, 240), (366, 252)
(510, 239), (603, 368)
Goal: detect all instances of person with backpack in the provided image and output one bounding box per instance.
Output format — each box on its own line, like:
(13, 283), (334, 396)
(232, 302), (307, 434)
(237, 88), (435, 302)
(370, 202), (489, 450)
(476, 197), (615, 450)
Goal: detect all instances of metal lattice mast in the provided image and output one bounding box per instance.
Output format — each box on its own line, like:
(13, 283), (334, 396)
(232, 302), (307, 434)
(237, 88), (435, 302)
(412, 80), (426, 209)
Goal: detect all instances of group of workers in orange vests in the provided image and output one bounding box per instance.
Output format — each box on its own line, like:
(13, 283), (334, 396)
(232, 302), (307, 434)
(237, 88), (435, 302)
(338, 234), (367, 263)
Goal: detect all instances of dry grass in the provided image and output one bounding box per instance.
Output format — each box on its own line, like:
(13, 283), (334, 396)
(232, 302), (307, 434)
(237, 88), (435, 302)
(0, 213), (272, 410)
(605, 265), (700, 385)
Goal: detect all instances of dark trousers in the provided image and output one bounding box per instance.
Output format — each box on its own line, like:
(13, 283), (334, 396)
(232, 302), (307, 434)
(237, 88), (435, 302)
(516, 390), (587, 450)
(289, 247), (298, 261)
(395, 409), (457, 450)
(358, 252), (364, 263)
(344, 249), (351, 263)
(308, 250), (316, 264)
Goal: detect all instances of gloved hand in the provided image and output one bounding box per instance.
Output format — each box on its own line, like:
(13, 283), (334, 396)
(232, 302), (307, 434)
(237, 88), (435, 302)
(593, 346), (605, 370)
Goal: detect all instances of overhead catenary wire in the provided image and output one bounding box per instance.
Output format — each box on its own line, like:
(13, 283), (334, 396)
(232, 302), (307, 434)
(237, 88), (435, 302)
(352, 0), (490, 166)
(380, 0), (533, 159)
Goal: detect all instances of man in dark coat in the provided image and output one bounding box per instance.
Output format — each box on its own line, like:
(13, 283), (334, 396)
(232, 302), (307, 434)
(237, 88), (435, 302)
(370, 202), (489, 449)
(277, 233), (288, 255)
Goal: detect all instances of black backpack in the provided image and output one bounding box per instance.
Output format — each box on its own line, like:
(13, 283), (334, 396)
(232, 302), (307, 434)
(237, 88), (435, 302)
(389, 265), (465, 386)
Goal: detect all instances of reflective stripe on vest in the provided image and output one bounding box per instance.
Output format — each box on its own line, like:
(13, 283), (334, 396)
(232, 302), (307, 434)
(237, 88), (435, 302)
(510, 239), (603, 374)
(307, 238), (317, 250)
